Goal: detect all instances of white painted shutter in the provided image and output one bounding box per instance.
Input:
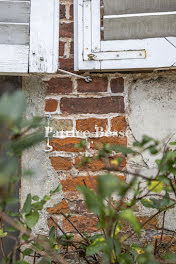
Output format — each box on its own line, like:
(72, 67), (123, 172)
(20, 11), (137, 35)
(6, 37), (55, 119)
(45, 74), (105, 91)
(0, 0), (59, 74)
(103, 0), (176, 40)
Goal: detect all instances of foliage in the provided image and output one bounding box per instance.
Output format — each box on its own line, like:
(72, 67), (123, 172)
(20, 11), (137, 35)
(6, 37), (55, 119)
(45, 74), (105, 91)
(1, 91), (176, 264)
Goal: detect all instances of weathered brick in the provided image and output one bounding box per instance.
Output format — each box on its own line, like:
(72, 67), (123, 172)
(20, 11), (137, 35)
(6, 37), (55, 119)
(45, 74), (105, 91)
(138, 216), (157, 229)
(110, 78), (124, 93)
(61, 176), (97, 192)
(47, 199), (70, 214)
(77, 77), (108, 93)
(70, 41), (74, 55)
(90, 136), (127, 149)
(46, 77), (73, 94)
(45, 99), (58, 112)
(63, 215), (98, 232)
(60, 22), (73, 38)
(152, 236), (176, 252)
(69, 200), (89, 214)
(59, 41), (65, 57)
(111, 116), (127, 132)
(47, 216), (58, 230)
(51, 119), (73, 131)
(75, 155), (126, 171)
(50, 156), (73, 170)
(76, 118), (107, 132)
(60, 4), (66, 19)
(60, 97), (125, 114)
(50, 138), (82, 152)
(69, 4), (73, 20)
(59, 58), (74, 71)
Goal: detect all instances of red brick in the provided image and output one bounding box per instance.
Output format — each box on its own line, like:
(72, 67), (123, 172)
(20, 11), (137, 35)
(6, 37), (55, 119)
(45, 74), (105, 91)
(110, 78), (124, 93)
(60, 22), (73, 38)
(76, 118), (107, 132)
(50, 156), (73, 170)
(152, 236), (176, 252)
(45, 99), (58, 112)
(90, 136), (127, 149)
(70, 41), (74, 55)
(69, 4), (73, 20)
(59, 41), (65, 57)
(60, 96), (125, 114)
(47, 199), (70, 214)
(63, 215), (98, 233)
(46, 77), (73, 94)
(70, 200), (89, 214)
(77, 77), (108, 93)
(60, 4), (66, 19)
(50, 138), (82, 152)
(61, 176), (97, 192)
(138, 216), (157, 229)
(59, 58), (74, 71)
(75, 155), (126, 171)
(111, 116), (127, 132)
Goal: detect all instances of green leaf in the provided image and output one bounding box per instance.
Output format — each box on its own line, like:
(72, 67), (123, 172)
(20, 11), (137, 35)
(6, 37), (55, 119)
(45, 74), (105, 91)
(141, 199), (154, 208)
(0, 91), (25, 125)
(22, 248), (33, 257)
(119, 209), (141, 234)
(50, 184), (62, 195)
(77, 185), (102, 215)
(22, 194), (32, 214)
(98, 174), (118, 198)
(15, 261), (30, 264)
(49, 226), (56, 243)
(25, 211), (39, 228)
(86, 236), (107, 256)
(147, 180), (164, 193)
(32, 195), (39, 201)
(163, 251), (176, 263)
(22, 234), (29, 241)
(112, 145), (136, 156)
(118, 253), (134, 264)
(0, 229), (7, 238)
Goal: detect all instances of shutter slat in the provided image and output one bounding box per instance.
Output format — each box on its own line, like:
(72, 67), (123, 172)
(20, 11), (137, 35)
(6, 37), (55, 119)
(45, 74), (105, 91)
(0, 23), (29, 44)
(104, 0), (176, 15)
(0, 1), (30, 23)
(104, 12), (176, 40)
(0, 44), (28, 72)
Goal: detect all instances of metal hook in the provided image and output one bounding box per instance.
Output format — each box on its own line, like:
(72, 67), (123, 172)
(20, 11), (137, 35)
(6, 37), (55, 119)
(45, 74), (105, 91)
(45, 137), (53, 153)
(44, 115), (53, 153)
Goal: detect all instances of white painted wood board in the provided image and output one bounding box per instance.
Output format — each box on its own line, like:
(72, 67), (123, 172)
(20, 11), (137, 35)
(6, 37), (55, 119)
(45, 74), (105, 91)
(104, 0), (176, 15)
(0, 1), (30, 23)
(29, 0), (59, 73)
(0, 23), (29, 44)
(0, 45), (29, 72)
(104, 12), (176, 40)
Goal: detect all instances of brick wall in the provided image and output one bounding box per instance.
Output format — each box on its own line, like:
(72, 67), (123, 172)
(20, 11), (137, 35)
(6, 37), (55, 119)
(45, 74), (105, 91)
(44, 0), (127, 233)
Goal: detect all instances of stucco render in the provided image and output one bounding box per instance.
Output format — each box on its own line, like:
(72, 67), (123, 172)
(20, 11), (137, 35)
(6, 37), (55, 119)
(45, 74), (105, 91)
(21, 76), (64, 235)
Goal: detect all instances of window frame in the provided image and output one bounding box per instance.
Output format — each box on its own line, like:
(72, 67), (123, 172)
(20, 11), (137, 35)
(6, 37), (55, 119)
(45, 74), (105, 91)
(74, 0), (176, 71)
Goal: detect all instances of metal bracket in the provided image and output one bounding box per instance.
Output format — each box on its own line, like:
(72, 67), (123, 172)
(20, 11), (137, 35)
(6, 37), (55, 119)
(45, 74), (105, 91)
(58, 69), (92, 83)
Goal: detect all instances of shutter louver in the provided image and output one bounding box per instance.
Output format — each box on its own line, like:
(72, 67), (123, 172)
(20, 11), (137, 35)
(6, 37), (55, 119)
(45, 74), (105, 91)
(103, 0), (176, 40)
(0, 0), (59, 74)
(0, 0), (30, 72)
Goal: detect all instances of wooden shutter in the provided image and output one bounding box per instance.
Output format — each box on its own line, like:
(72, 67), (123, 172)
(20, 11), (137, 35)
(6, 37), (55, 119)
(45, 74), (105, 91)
(0, 0), (59, 74)
(103, 0), (176, 40)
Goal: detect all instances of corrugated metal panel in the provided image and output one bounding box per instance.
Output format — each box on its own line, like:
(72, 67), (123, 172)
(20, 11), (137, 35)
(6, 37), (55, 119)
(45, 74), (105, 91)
(104, 0), (176, 15)
(104, 13), (176, 40)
